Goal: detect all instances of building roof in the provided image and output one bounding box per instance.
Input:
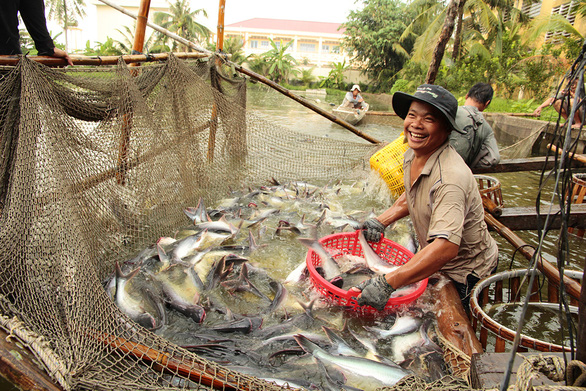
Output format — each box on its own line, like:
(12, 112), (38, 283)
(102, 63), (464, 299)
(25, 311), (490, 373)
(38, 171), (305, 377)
(226, 18), (345, 35)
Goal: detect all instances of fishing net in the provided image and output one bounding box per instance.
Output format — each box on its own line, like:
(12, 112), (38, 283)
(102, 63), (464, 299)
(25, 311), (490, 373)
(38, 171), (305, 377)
(0, 54), (378, 390)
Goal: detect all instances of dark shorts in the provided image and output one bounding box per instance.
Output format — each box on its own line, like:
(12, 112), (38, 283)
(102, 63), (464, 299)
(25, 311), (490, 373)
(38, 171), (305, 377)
(453, 263), (499, 314)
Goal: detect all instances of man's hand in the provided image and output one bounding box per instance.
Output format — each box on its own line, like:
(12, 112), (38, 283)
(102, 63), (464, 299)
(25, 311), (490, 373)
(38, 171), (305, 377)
(52, 48), (73, 66)
(352, 275), (395, 311)
(360, 218), (385, 242)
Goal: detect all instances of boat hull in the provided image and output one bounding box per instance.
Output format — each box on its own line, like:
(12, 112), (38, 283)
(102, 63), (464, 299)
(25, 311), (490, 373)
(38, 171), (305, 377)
(333, 102), (369, 125)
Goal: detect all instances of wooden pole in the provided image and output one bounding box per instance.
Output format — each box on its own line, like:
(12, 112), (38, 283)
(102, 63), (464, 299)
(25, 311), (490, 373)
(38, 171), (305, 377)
(548, 143), (586, 164)
(207, 0), (226, 162)
(129, 0), (151, 67)
(0, 328), (63, 391)
(231, 63), (380, 144)
(0, 52), (209, 67)
(217, 0), (226, 51)
(484, 213), (582, 301)
(95, 332), (256, 390)
(578, 265), (586, 363)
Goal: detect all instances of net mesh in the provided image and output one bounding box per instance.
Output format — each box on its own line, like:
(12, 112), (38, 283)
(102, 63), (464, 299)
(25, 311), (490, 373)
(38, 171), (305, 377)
(0, 54), (378, 390)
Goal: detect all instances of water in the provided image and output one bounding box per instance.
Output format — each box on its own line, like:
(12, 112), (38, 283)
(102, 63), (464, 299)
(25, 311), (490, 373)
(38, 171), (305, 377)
(244, 85), (586, 352)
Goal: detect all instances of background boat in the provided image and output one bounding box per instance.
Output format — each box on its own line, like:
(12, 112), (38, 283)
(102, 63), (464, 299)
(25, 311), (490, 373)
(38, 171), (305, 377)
(333, 102), (370, 125)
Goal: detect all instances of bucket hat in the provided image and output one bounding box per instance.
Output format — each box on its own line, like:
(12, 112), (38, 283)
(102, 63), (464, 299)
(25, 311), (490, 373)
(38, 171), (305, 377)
(351, 84), (361, 92)
(392, 84), (458, 130)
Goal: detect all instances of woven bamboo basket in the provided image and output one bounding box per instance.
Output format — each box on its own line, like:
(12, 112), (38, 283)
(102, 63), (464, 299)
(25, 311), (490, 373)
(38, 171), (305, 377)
(470, 269), (578, 353)
(568, 173), (586, 237)
(475, 175), (503, 207)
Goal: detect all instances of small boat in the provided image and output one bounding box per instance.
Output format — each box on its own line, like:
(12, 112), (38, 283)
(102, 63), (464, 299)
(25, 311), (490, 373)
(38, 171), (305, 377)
(333, 102), (369, 125)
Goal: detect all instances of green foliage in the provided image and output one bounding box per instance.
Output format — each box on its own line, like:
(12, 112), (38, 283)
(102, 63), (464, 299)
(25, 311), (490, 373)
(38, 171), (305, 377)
(299, 67), (317, 86)
(245, 55), (270, 76)
(510, 98), (535, 112)
(222, 37), (248, 65)
(18, 28), (36, 55)
(153, 0), (211, 52)
(319, 61), (348, 89)
(260, 39), (299, 83)
(390, 79), (411, 94)
(83, 37), (124, 56)
(114, 23), (160, 54)
(46, 0), (85, 51)
(341, 0), (416, 91)
(19, 30), (65, 55)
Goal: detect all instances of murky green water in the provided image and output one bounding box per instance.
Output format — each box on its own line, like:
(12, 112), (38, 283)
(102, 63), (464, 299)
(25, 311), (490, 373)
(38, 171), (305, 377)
(246, 85), (586, 352)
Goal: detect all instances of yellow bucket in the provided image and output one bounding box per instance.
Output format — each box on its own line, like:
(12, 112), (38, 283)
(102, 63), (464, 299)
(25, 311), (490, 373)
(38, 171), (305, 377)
(370, 133), (409, 197)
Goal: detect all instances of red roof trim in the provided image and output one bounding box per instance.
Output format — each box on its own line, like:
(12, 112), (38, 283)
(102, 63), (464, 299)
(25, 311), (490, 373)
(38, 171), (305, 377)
(226, 18), (344, 35)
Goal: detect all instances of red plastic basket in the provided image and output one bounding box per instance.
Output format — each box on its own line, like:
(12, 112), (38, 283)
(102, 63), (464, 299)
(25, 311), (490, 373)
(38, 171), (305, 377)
(305, 230), (427, 312)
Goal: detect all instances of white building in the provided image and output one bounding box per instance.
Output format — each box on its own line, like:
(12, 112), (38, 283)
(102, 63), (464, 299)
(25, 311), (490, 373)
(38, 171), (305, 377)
(224, 18), (366, 81)
(51, 0), (170, 53)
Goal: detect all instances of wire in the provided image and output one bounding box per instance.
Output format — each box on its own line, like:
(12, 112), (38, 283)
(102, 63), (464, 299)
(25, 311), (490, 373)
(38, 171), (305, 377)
(500, 39), (586, 391)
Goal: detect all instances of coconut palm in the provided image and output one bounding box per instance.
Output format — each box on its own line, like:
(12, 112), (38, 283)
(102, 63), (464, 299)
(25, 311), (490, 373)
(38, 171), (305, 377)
(46, 0), (86, 51)
(153, 0), (211, 52)
(115, 24), (164, 54)
(402, 0), (524, 73)
(300, 67), (317, 86)
(221, 37), (248, 65)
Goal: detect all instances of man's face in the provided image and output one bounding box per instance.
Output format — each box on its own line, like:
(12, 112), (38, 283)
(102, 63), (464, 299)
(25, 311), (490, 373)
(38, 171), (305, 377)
(403, 100), (450, 156)
(352, 89), (359, 97)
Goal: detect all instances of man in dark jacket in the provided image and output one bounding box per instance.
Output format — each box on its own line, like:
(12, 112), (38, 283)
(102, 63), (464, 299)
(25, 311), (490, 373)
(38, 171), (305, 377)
(450, 83), (500, 168)
(0, 0), (73, 65)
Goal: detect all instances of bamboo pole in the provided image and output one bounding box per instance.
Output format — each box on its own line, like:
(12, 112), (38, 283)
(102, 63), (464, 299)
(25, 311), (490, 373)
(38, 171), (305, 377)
(231, 63), (381, 143)
(0, 52), (209, 66)
(95, 332), (255, 390)
(95, 0), (380, 145)
(548, 143), (586, 164)
(484, 213), (582, 301)
(207, 0), (226, 162)
(217, 0), (226, 51)
(97, 0), (212, 55)
(130, 0), (152, 67)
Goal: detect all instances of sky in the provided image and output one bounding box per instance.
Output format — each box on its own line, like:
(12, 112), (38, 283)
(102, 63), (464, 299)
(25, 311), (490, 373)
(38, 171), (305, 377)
(194, 0), (363, 30)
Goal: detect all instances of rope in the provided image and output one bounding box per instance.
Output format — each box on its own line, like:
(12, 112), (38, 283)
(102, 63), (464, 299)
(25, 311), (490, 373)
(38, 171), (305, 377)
(435, 327), (472, 380)
(511, 354), (565, 391)
(567, 360), (586, 387)
(0, 312), (70, 391)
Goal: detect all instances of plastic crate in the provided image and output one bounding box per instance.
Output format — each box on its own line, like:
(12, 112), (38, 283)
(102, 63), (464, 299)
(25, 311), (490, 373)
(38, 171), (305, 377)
(370, 134), (409, 197)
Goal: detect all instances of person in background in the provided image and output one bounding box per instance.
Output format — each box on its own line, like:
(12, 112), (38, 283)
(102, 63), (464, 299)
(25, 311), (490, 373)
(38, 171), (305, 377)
(0, 0), (73, 66)
(354, 84), (498, 313)
(450, 82), (500, 168)
(343, 84), (366, 109)
(533, 78), (582, 128)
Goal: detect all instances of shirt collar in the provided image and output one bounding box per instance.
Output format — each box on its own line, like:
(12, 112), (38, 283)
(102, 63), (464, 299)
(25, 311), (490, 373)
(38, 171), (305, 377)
(404, 141), (451, 177)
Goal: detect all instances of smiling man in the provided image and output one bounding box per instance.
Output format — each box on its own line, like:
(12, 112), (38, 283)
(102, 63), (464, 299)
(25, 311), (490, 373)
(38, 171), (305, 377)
(353, 84), (498, 313)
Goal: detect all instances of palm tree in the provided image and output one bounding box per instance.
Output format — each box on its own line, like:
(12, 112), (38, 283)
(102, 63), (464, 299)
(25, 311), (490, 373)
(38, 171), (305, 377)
(221, 37), (248, 65)
(46, 0), (85, 52)
(115, 24), (163, 54)
(300, 67), (317, 86)
(260, 39), (299, 83)
(153, 0), (211, 52)
(402, 0), (524, 81)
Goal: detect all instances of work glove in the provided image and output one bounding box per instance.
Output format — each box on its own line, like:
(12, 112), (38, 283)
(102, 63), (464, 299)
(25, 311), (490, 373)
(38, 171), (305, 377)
(361, 218), (386, 242)
(355, 275), (396, 311)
